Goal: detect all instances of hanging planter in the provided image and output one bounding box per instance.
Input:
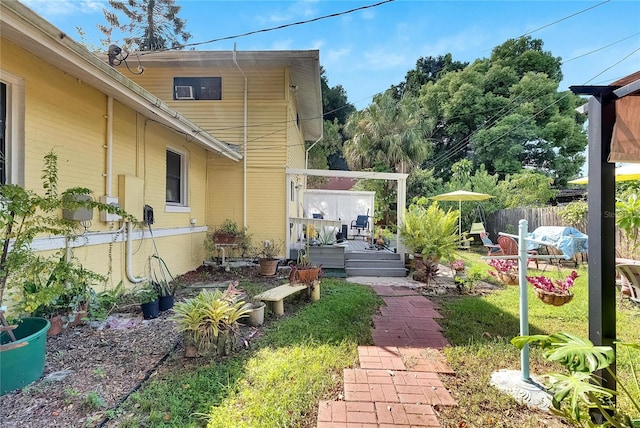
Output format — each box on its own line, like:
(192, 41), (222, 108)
(527, 271), (579, 307)
(497, 272), (519, 286)
(534, 289), (574, 306)
(488, 259), (519, 286)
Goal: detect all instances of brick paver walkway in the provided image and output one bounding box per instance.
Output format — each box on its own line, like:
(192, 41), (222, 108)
(317, 284), (457, 427)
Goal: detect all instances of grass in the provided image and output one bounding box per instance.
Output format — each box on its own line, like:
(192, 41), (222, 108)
(115, 279), (382, 427)
(434, 248), (640, 427)
(114, 249), (640, 427)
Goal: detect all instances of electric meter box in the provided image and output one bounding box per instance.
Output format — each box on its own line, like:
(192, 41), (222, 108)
(99, 196), (121, 222)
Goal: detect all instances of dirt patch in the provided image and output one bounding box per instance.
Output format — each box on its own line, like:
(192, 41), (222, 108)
(0, 263), (287, 428)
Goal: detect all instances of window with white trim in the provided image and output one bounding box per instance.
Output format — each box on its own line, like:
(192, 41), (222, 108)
(166, 148), (188, 209)
(0, 71), (25, 186)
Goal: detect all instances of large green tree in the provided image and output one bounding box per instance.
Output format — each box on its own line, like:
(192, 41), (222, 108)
(391, 54), (468, 98)
(99, 0), (191, 51)
(418, 36), (587, 185)
(306, 68), (355, 172)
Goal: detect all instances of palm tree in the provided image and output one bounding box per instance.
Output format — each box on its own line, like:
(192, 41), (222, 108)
(343, 91), (432, 174)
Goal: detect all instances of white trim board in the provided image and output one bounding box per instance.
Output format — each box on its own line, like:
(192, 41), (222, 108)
(15, 225), (207, 252)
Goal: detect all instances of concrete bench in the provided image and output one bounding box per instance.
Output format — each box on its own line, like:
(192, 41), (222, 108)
(254, 283), (307, 316)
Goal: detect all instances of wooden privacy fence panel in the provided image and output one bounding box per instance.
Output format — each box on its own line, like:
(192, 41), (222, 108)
(486, 207), (633, 258)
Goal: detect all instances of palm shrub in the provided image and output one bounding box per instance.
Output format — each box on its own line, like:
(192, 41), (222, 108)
(400, 198), (459, 262)
(171, 284), (251, 357)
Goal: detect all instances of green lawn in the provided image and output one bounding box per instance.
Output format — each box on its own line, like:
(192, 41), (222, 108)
(113, 250), (640, 428)
(434, 249), (640, 427)
(115, 279), (382, 427)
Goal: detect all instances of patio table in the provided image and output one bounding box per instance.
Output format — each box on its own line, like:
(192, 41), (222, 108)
(526, 226), (588, 259)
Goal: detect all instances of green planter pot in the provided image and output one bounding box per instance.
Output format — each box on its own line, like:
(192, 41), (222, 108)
(1, 317), (50, 395)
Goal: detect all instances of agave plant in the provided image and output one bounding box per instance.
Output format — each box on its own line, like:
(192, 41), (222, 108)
(171, 283), (251, 357)
(512, 332), (640, 426)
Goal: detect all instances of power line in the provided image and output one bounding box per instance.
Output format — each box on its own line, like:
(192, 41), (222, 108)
(520, 0), (611, 37)
(140, 0), (395, 55)
(561, 32), (640, 64)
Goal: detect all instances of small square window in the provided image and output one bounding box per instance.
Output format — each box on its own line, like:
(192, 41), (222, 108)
(173, 77), (221, 100)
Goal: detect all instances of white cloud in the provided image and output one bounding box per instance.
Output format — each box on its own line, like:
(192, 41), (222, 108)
(363, 49), (407, 70)
(421, 26), (490, 57)
(22, 0), (103, 16)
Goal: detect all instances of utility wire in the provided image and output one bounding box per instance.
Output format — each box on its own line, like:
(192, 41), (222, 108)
(140, 0), (395, 55)
(520, 0), (611, 37)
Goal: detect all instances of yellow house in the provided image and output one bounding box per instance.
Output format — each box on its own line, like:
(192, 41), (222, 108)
(0, 1), (322, 297)
(125, 50), (323, 247)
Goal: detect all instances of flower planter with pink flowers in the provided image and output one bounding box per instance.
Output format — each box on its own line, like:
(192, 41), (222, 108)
(527, 271), (579, 306)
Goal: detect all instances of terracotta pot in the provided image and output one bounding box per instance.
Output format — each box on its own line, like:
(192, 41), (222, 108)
(47, 315), (63, 337)
(258, 259), (279, 276)
(292, 267), (321, 284)
(213, 233), (239, 245)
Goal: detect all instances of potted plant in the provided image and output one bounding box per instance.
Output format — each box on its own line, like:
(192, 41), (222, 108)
(150, 255), (180, 311)
(254, 240), (283, 277)
(288, 242), (322, 285)
(487, 258), (519, 286)
(400, 199), (459, 282)
(138, 285), (159, 320)
(13, 252), (106, 335)
(526, 271), (578, 306)
(245, 299), (266, 326)
(170, 282), (251, 357)
(0, 151), (131, 395)
(205, 219), (252, 258)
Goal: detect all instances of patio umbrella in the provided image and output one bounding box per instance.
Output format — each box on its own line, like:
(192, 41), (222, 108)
(568, 163), (640, 184)
(430, 190), (494, 239)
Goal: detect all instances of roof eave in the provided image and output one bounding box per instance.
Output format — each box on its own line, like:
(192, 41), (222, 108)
(0, 1), (242, 162)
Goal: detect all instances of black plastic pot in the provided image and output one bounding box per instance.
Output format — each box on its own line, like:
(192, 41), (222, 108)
(159, 294), (175, 311)
(140, 299), (160, 319)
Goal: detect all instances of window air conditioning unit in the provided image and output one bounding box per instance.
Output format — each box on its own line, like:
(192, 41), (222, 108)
(175, 85), (194, 100)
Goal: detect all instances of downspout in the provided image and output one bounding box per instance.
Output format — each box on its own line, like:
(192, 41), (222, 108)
(106, 96), (113, 196)
(233, 44), (248, 229)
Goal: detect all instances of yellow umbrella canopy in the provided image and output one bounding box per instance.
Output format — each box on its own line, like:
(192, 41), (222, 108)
(568, 163), (640, 185)
(430, 190), (494, 238)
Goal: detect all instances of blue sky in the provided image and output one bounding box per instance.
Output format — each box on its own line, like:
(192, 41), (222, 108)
(21, 0), (640, 109)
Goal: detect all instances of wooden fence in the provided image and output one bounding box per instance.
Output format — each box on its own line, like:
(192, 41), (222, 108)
(486, 207), (636, 259)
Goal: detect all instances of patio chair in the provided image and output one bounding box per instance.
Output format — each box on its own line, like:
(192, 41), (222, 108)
(350, 215), (369, 240)
(616, 264), (640, 303)
(497, 235), (539, 269)
(480, 232), (502, 256)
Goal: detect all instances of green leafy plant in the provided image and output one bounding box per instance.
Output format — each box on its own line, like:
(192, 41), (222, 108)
(0, 151), (133, 316)
(399, 198), (459, 262)
(559, 200), (588, 230)
(205, 219), (252, 257)
(137, 284), (158, 304)
(254, 240), (283, 260)
(170, 282), (251, 357)
(83, 391), (106, 410)
(616, 193), (640, 258)
(512, 332), (640, 426)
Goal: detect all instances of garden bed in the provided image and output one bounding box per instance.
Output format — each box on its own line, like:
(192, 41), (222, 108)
(0, 264), (285, 428)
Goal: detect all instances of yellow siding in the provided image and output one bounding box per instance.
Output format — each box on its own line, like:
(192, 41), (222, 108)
(0, 37), (211, 294)
(130, 63), (300, 248)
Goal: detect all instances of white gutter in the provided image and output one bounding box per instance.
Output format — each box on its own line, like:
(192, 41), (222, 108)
(233, 44), (248, 229)
(106, 96), (113, 196)
(126, 222), (146, 284)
